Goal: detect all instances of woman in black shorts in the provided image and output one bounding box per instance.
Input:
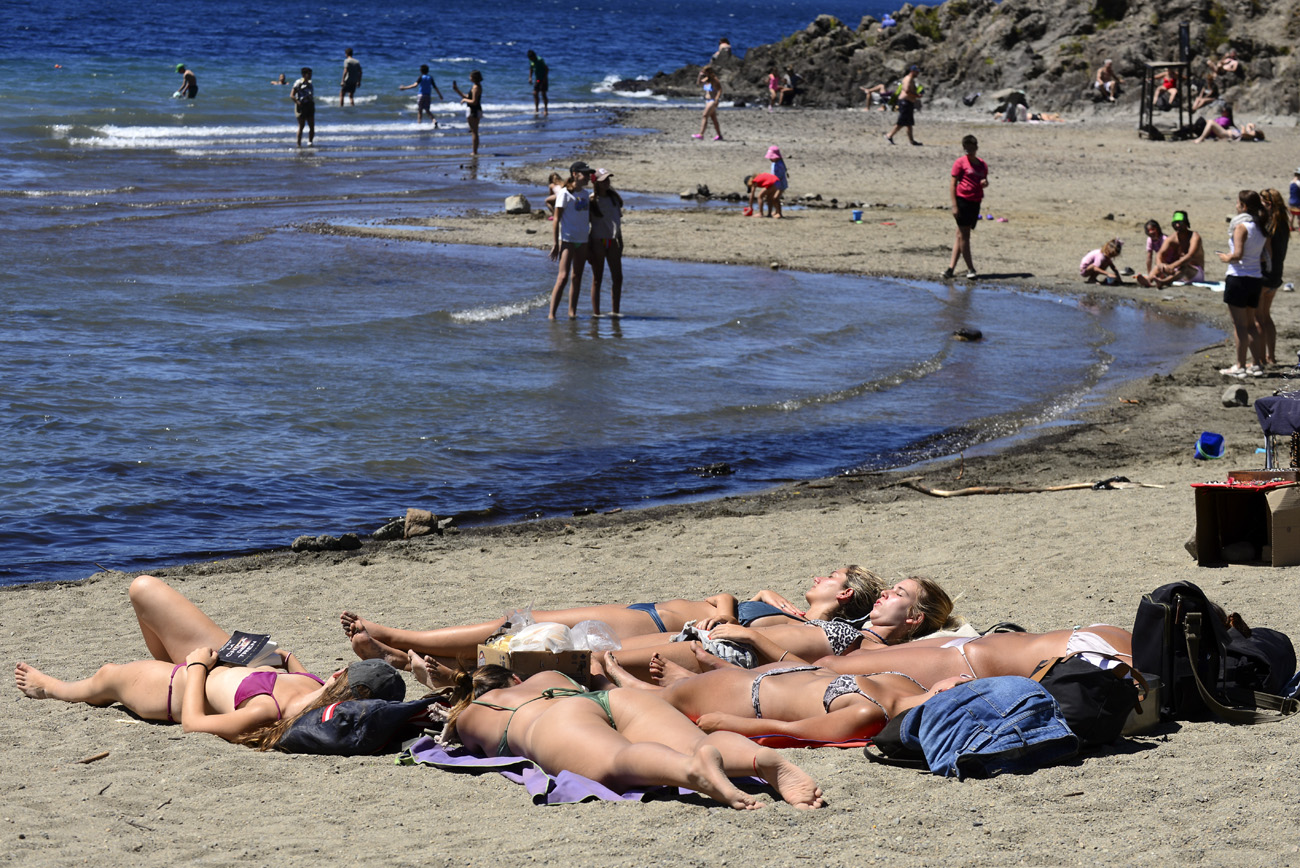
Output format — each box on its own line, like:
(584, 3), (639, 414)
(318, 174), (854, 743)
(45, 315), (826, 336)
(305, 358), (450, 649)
(1217, 189), (1269, 378)
(943, 135), (988, 280)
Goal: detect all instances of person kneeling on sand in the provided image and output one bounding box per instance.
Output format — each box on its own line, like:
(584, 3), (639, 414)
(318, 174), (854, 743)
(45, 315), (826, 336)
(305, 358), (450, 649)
(1080, 238), (1124, 284)
(430, 662), (824, 809)
(1137, 210), (1204, 287)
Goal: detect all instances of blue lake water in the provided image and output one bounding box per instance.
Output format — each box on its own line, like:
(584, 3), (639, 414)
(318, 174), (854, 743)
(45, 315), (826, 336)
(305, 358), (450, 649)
(0, 0), (1223, 585)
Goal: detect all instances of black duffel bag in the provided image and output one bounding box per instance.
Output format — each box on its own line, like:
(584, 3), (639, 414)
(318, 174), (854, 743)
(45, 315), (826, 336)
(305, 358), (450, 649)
(1031, 652), (1145, 747)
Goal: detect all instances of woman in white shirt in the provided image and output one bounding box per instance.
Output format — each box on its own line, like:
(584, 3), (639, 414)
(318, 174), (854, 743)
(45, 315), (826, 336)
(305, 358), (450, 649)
(1217, 189), (1269, 377)
(548, 161), (592, 319)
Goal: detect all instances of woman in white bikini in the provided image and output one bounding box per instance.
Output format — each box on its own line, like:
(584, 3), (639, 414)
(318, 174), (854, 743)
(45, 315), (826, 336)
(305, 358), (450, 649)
(436, 663), (824, 809)
(14, 575), (389, 746)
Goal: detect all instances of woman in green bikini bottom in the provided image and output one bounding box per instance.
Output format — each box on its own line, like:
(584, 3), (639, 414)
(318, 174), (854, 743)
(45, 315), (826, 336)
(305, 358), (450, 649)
(434, 663), (825, 810)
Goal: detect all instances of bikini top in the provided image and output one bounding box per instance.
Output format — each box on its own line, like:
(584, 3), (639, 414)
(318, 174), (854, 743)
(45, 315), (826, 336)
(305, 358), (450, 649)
(233, 670), (325, 720)
(736, 600), (802, 626)
(807, 619), (866, 656)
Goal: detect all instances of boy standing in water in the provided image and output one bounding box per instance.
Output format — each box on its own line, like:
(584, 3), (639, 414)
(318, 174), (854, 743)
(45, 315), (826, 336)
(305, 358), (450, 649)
(175, 64), (198, 99)
(291, 67), (315, 147)
(528, 50), (549, 116)
(399, 64), (443, 125)
(340, 48), (362, 107)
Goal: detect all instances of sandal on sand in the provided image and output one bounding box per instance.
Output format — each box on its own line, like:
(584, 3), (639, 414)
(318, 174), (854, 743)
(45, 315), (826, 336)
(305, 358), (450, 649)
(1219, 364), (1248, 377)
(1247, 364), (1265, 377)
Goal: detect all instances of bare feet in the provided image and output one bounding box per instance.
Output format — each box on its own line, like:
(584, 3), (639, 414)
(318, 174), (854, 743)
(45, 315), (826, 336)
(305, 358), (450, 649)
(601, 652), (657, 690)
(686, 744), (760, 810)
(349, 629), (411, 670)
(649, 652), (698, 686)
(340, 610), (370, 638)
(753, 746), (825, 809)
(14, 662), (54, 699)
(690, 642), (740, 672)
(409, 653), (458, 690)
(1135, 274), (1151, 288)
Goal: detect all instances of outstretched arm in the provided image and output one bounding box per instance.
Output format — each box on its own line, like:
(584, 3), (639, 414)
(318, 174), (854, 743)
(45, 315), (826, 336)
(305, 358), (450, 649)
(697, 703), (884, 742)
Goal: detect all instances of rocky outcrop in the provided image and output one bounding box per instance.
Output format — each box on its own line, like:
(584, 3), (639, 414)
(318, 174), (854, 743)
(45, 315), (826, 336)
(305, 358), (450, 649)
(614, 0), (1300, 115)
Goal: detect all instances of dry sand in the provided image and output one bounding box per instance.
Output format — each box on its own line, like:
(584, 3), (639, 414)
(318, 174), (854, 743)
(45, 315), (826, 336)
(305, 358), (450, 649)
(6, 108), (1300, 867)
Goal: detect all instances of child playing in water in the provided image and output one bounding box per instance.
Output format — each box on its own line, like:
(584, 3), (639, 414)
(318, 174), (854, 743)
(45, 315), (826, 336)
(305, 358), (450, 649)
(1080, 238), (1124, 284)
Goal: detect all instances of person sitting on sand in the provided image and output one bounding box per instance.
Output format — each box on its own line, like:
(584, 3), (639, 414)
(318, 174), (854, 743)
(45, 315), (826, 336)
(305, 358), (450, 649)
(598, 575), (957, 681)
(341, 566), (887, 671)
(1138, 210), (1205, 288)
(14, 575), (398, 747)
(1208, 48), (1242, 78)
(1080, 238), (1124, 283)
(860, 82), (889, 111)
(432, 662), (824, 810)
(1192, 72), (1219, 113)
(602, 650), (969, 743)
(1094, 59), (1122, 102)
(1136, 219), (1173, 286)
(1195, 116), (1264, 143)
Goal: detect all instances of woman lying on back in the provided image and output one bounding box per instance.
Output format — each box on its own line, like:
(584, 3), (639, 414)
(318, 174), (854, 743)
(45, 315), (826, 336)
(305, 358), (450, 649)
(14, 575), (397, 747)
(599, 574), (959, 680)
(431, 662), (824, 810)
(340, 565), (887, 671)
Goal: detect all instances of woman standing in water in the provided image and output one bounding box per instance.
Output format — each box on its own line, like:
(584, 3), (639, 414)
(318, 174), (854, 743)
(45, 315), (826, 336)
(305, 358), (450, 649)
(548, 161), (592, 319)
(452, 70), (483, 155)
(588, 168), (624, 316)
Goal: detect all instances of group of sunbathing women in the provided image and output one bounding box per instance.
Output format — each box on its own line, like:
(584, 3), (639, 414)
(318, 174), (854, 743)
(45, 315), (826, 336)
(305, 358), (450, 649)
(15, 568), (1135, 810)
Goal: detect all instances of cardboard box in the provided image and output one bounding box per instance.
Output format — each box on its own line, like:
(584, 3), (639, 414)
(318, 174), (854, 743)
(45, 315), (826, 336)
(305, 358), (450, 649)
(476, 645), (592, 687)
(1193, 481), (1300, 567)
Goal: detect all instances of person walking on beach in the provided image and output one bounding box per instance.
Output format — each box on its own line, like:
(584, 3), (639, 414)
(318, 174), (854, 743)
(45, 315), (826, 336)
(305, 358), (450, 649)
(548, 161), (593, 320)
(400, 64), (443, 125)
(340, 48), (362, 107)
(885, 65), (921, 145)
(452, 71), (483, 155)
(174, 64), (198, 99)
(528, 50), (549, 116)
(942, 134), (987, 280)
(693, 66), (723, 140)
(291, 67), (315, 147)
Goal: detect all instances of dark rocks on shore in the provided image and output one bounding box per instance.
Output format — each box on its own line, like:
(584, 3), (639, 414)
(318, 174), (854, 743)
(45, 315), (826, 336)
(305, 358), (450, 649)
(291, 533), (362, 553)
(614, 0), (1299, 115)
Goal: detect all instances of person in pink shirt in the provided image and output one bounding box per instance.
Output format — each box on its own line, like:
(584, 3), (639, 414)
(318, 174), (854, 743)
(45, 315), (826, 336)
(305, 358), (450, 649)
(1080, 239), (1124, 283)
(942, 135), (988, 280)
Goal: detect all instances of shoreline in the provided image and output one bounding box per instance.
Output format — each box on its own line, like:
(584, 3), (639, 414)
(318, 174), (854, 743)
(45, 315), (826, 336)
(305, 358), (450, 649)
(7, 107), (1300, 866)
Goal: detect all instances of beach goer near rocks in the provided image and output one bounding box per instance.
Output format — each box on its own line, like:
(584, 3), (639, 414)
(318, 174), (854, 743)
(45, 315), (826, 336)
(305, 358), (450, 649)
(174, 63), (198, 99)
(600, 575), (958, 682)
(1094, 59), (1121, 102)
(1152, 67), (1179, 110)
(1217, 189), (1269, 378)
(1192, 72), (1219, 113)
(1289, 168), (1300, 231)
(1138, 210), (1204, 288)
(942, 134), (987, 280)
(548, 161), (593, 318)
(1195, 116), (1264, 142)
(766, 145), (788, 218)
(340, 47), (362, 107)
(712, 37), (733, 61)
(271, 73), (286, 85)
(1209, 48), (1242, 77)
(399, 64), (443, 125)
(13, 575), (401, 746)
(527, 50), (548, 116)
(603, 650), (968, 743)
(452, 71), (483, 155)
(860, 82), (888, 111)
(779, 66), (801, 106)
(1257, 188), (1289, 366)
(291, 67), (315, 147)
(588, 168), (624, 317)
(885, 65), (921, 145)
(544, 171), (564, 219)
(744, 173), (780, 217)
(693, 66), (723, 140)
(1080, 238), (1124, 284)
(767, 68), (781, 111)
(821, 624), (1134, 685)
(341, 566), (888, 671)
(435, 665), (823, 809)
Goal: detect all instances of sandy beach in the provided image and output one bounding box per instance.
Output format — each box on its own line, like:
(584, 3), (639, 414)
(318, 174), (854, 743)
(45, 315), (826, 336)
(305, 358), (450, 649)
(7, 108), (1300, 866)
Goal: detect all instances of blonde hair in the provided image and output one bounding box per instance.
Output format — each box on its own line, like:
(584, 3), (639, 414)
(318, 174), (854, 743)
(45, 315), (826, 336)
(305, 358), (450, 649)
(235, 670), (359, 751)
(906, 576), (959, 637)
(836, 565), (887, 622)
(1101, 238), (1123, 259)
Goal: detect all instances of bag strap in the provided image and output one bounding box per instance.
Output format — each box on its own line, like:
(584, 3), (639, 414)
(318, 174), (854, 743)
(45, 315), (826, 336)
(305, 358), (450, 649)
(1184, 612), (1300, 724)
(1031, 652), (1151, 712)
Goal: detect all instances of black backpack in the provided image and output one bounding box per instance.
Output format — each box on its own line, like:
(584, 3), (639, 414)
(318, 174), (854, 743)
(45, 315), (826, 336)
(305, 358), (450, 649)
(1132, 581), (1299, 723)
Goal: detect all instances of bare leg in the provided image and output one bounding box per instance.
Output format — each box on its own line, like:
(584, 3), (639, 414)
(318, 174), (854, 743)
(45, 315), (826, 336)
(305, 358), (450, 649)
(349, 628), (414, 670)
(130, 575), (229, 663)
(568, 247), (588, 318)
(690, 643), (742, 672)
(548, 246), (574, 319)
(606, 250), (622, 315)
(588, 243), (607, 315)
(15, 660), (178, 721)
(410, 653), (458, 690)
(601, 651), (660, 689)
(468, 116), (480, 155)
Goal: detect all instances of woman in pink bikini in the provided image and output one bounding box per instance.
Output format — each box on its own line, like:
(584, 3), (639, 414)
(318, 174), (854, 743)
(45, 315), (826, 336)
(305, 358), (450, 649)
(14, 575), (395, 746)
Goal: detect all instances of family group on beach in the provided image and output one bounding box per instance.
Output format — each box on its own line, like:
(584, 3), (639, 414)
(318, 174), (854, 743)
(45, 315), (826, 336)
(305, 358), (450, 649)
(15, 567), (1140, 808)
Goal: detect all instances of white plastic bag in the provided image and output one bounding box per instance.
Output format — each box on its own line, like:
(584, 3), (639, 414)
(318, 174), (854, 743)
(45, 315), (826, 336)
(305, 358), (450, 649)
(569, 620), (621, 652)
(509, 622), (574, 653)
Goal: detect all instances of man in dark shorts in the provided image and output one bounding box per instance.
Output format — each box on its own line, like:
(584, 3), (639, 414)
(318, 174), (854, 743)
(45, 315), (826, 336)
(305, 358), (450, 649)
(885, 65), (921, 146)
(175, 64), (198, 99)
(528, 50), (549, 116)
(291, 67), (315, 147)
(340, 47), (362, 107)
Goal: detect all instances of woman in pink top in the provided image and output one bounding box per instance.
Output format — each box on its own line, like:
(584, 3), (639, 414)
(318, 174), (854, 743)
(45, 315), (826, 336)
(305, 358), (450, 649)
(14, 575), (383, 746)
(942, 135), (988, 280)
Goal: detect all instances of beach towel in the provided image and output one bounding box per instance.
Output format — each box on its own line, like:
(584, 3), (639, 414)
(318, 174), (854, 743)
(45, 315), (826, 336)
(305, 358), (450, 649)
(398, 736), (761, 805)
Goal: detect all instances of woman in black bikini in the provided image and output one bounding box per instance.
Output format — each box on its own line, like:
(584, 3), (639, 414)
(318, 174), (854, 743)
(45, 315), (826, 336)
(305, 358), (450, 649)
(14, 575), (386, 745)
(340, 565), (887, 671)
(452, 70), (482, 155)
(436, 663), (824, 809)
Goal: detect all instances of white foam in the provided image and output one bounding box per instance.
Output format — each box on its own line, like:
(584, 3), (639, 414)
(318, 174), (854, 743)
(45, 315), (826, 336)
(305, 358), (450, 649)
(450, 295), (548, 323)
